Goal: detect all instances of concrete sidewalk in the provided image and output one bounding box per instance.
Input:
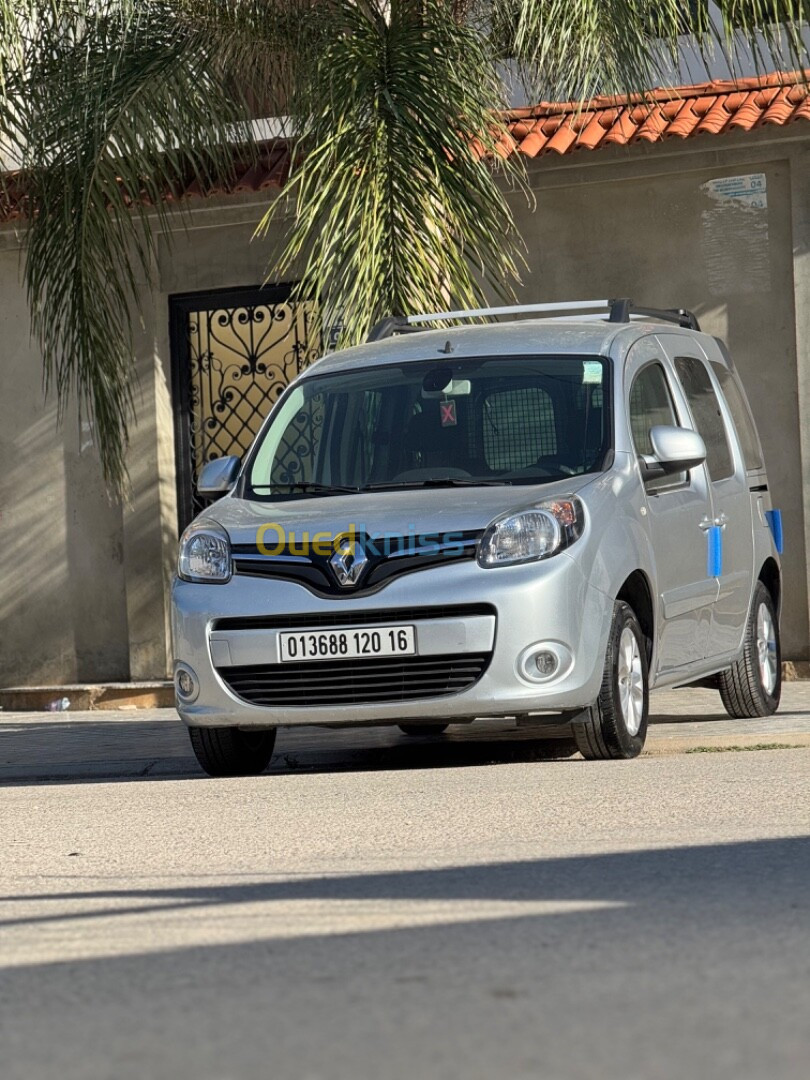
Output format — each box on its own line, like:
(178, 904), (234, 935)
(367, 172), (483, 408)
(1, 685), (809, 784)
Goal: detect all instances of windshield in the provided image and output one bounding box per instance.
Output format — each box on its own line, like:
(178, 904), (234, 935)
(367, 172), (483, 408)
(246, 355), (611, 498)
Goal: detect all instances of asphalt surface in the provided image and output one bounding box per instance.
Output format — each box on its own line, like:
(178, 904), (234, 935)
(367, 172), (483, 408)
(2, 684), (810, 784)
(1, 690), (809, 1079)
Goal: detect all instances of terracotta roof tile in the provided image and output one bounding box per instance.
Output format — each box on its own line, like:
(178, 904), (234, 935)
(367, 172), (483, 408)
(762, 86), (795, 125)
(578, 111), (609, 148)
(604, 108), (639, 144)
(696, 97), (730, 134)
(667, 100), (700, 137)
(503, 69), (810, 159)
(0, 143), (294, 222)
(635, 105), (668, 141)
(545, 119), (579, 154)
(727, 91), (763, 130)
(2, 71), (809, 222)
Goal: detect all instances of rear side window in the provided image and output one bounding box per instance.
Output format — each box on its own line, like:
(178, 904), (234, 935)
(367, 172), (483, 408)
(674, 356), (734, 481)
(710, 362), (763, 471)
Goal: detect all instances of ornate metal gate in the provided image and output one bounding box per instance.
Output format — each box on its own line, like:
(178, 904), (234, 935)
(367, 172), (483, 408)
(170, 284), (319, 530)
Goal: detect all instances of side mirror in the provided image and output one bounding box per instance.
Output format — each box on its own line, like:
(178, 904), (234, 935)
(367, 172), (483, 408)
(197, 455), (241, 496)
(640, 425), (707, 482)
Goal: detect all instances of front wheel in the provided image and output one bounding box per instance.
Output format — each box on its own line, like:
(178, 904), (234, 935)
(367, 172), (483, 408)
(188, 726), (277, 777)
(572, 601), (649, 760)
(717, 582), (781, 718)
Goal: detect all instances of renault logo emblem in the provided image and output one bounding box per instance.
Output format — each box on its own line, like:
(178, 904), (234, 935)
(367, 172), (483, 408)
(329, 537), (368, 587)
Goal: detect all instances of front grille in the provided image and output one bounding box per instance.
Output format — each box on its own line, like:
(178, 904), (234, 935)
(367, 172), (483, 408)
(213, 603), (495, 633)
(231, 531), (481, 597)
(217, 652), (492, 707)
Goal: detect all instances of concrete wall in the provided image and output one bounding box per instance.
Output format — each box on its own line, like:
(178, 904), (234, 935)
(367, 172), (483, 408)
(0, 201), (292, 687)
(0, 128), (808, 686)
(0, 235), (129, 685)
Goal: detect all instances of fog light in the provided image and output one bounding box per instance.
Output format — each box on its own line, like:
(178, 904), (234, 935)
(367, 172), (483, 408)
(516, 642), (573, 684)
(175, 665), (199, 702)
(535, 651), (558, 677)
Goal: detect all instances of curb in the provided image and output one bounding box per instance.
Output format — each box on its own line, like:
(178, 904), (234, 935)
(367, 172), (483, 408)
(0, 682), (174, 712)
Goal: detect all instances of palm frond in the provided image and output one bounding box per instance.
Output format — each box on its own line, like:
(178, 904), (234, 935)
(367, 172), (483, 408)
(20, 3), (254, 486)
(173, 0), (313, 130)
(497, 1), (809, 102)
(711, 2), (810, 74)
(494, 0), (693, 101)
(258, 0), (527, 348)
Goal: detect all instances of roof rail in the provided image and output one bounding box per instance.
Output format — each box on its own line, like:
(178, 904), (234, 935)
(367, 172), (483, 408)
(366, 298), (700, 341)
(407, 299), (613, 324)
(608, 299), (700, 331)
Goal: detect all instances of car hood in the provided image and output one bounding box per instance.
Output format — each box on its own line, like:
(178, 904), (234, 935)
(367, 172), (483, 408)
(196, 474), (600, 547)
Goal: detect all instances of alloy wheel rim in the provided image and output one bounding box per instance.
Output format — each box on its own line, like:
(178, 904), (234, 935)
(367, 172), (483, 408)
(756, 603), (777, 696)
(618, 626), (644, 736)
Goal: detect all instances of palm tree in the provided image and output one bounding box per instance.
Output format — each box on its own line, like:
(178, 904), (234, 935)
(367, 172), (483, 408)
(2, 1), (807, 486)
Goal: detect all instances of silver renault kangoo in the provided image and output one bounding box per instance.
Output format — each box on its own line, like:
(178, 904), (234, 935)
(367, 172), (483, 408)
(172, 299), (783, 776)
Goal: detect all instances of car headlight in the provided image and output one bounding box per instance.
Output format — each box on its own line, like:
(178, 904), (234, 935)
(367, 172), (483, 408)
(477, 498), (585, 568)
(177, 521), (232, 583)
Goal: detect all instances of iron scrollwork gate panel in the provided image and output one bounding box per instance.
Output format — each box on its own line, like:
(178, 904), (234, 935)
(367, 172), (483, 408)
(170, 285), (319, 531)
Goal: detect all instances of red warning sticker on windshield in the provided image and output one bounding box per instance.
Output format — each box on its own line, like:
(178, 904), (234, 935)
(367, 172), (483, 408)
(440, 400), (457, 427)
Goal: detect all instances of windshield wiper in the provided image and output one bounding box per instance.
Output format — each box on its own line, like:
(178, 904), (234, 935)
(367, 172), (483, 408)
(252, 482), (362, 495)
(365, 477), (513, 491)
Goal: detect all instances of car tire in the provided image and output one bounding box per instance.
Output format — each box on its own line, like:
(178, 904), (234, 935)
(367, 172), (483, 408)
(571, 601), (649, 760)
(398, 724), (449, 737)
(717, 582), (781, 718)
(188, 726), (277, 777)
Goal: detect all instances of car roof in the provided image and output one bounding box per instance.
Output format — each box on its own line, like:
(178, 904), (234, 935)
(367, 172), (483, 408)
(301, 318), (712, 378)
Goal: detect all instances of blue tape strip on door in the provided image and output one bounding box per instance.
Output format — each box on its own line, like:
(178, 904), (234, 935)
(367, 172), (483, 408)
(764, 509), (784, 554)
(707, 524), (723, 578)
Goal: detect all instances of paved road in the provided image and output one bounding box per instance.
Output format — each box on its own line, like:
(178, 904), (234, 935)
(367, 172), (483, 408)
(1, 689), (809, 1079)
(2, 684), (810, 784)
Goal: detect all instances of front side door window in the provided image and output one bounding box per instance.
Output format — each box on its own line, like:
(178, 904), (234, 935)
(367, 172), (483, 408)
(628, 362), (685, 492)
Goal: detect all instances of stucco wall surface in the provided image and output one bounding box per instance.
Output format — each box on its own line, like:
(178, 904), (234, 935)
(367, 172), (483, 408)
(0, 244), (129, 684)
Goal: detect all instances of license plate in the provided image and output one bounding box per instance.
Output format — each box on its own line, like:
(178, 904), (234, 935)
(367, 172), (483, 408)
(279, 625), (416, 663)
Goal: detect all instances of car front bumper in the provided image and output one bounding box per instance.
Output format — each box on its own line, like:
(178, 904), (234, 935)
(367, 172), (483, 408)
(171, 553), (612, 729)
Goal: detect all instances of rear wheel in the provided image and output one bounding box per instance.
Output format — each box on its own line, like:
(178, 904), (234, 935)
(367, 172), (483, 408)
(188, 726), (277, 777)
(398, 724), (449, 737)
(718, 582), (781, 718)
(572, 601), (649, 760)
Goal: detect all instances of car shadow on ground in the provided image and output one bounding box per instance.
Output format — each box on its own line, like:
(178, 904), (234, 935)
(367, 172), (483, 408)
(2, 702), (809, 785)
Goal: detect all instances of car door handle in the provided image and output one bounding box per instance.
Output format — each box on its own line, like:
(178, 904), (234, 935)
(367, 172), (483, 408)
(699, 514), (728, 531)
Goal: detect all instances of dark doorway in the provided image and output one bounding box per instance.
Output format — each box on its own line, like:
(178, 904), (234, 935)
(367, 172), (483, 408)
(169, 284), (319, 531)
